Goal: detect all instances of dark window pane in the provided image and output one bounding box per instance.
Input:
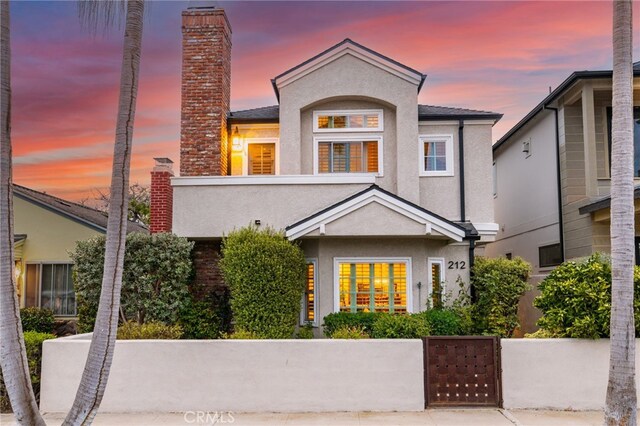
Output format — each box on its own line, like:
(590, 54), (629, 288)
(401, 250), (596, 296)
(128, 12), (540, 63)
(607, 107), (640, 177)
(539, 244), (563, 268)
(41, 264), (53, 310)
(25, 264), (39, 307)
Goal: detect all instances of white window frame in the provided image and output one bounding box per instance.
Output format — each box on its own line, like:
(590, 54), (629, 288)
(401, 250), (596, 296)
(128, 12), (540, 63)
(301, 258), (318, 326)
(313, 109), (384, 133)
(333, 257), (413, 313)
(427, 257), (446, 307)
(313, 135), (384, 176)
(24, 261), (76, 317)
(419, 135), (454, 177)
(242, 137), (279, 176)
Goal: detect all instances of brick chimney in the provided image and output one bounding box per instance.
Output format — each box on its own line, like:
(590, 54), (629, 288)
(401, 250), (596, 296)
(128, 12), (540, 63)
(150, 158), (174, 234)
(180, 7), (232, 176)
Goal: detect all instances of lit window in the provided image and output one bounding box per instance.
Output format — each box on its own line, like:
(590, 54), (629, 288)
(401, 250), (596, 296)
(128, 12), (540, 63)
(428, 258), (445, 309)
(317, 141), (378, 173)
(25, 263), (76, 316)
(419, 135), (454, 176)
(248, 143), (275, 175)
(303, 260), (317, 324)
(314, 110), (383, 132)
(337, 260), (408, 313)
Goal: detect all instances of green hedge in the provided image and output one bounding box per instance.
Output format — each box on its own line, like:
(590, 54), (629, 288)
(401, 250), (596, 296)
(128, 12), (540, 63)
(71, 232), (194, 332)
(20, 307), (55, 334)
(331, 326), (370, 339)
(470, 256), (530, 337)
(534, 253), (640, 339)
(370, 313), (431, 338)
(418, 309), (464, 336)
(177, 297), (222, 340)
(322, 312), (381, 337)
(0, 331), (56, 413)
(220, 226), (307, 339)
(117, 321), (184, 340)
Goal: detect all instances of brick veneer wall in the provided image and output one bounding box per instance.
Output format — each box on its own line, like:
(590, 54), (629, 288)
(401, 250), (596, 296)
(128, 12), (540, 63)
(180, 8), (231, 177)
(191, 240), (226, 300)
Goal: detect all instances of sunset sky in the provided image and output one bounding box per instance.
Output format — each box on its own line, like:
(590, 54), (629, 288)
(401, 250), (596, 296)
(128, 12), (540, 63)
(9, 1), (640, 201)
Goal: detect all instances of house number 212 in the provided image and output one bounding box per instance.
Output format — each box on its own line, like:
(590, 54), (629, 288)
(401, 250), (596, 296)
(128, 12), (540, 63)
(448, 261), (466, 270)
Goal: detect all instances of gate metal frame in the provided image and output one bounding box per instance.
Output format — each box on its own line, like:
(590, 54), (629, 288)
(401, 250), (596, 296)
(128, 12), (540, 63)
(422, 336), (502, 408)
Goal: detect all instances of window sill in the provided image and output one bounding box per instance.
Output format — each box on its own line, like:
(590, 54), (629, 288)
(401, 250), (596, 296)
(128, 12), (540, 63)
(419, 171), (454, 177)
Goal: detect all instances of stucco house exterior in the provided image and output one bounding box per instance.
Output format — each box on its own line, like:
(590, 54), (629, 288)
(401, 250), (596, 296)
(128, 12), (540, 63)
(485, 61), (640, 333)
(13, 184), (146, 318)
(151, 7), (502, 327)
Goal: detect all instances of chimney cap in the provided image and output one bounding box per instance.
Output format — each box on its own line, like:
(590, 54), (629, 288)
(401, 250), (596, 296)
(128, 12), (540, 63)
(154, 157), (174, 165)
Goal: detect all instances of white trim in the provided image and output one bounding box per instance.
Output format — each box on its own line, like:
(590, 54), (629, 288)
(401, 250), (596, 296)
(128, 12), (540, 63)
(332, 257), (413, 314)
(285, 187), (466, 241)
(241, 137), (279, 176)
(274, 41), (423, 90)
(419, 120), (496, 126)
(171, 175), (376, 187)
(301, 258), (318, 326)
(313, 109), (384, 133)
(313, 134), (384, 176)
(474, 222), (499, 237)
(419, 134), (454, 177)
(427, 257), (445, 308)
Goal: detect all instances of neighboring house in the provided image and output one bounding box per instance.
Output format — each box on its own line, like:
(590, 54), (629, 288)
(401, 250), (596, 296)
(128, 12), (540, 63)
(150, 7), (501, 327)
(13, 184), (146, 318)
(486, 61), (640, 333)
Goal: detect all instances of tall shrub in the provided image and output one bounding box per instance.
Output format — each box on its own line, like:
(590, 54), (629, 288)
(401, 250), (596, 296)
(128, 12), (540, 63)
(471, 256), (530, 337)
(71, 232), (194, 332)
(220, 226), (306, 338)
(534, 253), (640, 339)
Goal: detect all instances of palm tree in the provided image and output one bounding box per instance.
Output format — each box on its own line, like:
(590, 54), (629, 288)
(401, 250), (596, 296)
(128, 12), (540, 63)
(605, 0), (636, 424)
(63, 1), (144, 424)
(0, 1), (47, 424)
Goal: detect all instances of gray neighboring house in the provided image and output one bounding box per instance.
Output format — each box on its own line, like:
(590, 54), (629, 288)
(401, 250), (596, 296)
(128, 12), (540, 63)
(486, 61), (640, 334)
(157, 7), (502, 329)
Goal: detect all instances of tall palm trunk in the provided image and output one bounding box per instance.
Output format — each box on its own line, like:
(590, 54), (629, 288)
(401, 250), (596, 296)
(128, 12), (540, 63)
(64, 1), (144, 424)
(605, 0), (636, 424)
(0, 1), (46, 424)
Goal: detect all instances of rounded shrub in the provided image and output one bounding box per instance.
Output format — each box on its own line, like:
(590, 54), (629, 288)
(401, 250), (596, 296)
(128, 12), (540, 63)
(419, 309), (462, 336)
(177, 297), (222, 340)
(220, 226), (307, 339)
(371, 313), (430, 338)
(20, 307), (55, 333)
(71, 233), (194, 332)
(117, 321), (183, 340)
(534, 253), (640, 338)
(330, 326), (370, 339)
(471, 256), (530, 337)
(322, 312), (381, 337)
(224, 329), (262, 339)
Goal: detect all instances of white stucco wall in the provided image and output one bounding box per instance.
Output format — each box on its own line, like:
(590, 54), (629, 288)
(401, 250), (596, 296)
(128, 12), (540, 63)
(502, 339), (640, 410)
(40, 335), (424, 413)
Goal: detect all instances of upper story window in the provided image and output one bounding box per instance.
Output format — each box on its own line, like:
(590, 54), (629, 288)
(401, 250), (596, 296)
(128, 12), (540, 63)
(314, 136), (382, 175)
(313, 109), (383, 132)
(607, 107), (640, 177)
(419, 135), (454, 177)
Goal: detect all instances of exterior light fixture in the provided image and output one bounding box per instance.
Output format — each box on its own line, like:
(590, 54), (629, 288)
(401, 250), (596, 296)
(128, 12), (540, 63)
(232, 126), (243, 152)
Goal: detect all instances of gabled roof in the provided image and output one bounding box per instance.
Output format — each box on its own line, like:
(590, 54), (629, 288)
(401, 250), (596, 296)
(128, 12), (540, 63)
(13, 184), (147, 234)
(285, 184), (467, 241)
(271, 39), (427, 101)
(494, 61), (640, 152)
(229, 104), (502, 124)
(578, 185), (640, 215)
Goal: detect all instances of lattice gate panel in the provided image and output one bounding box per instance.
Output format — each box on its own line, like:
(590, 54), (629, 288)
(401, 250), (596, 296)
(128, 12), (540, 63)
(423, 336), (501, 407)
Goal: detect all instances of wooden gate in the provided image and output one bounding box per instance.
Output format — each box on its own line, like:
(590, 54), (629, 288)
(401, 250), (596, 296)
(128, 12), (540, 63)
(423, 336), (502, 407)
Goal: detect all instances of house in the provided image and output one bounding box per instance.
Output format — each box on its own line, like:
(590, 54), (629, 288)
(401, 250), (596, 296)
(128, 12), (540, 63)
(150, 7), (501, 327)
(486, 61), (640, 333)
(13, 184), (146, 318)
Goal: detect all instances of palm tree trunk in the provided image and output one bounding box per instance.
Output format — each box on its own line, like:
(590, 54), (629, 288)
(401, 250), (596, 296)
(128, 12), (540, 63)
(605, 0), (636, 424)
(63, 1), (144, 424)
(0, 1), (47, 424)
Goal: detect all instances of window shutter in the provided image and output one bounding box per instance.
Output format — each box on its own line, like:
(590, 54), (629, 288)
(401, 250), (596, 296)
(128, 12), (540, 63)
(365, 141), (378, 173)
(248, 143), (275, 175)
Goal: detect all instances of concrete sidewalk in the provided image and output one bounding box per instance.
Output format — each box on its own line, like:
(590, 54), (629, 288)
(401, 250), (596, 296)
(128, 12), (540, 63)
(1, 409), (606, 425)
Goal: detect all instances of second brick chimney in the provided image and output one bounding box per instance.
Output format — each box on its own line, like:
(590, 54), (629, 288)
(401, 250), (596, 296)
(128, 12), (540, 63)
(180, 7), (232, 176)
(150, 158), (174, 234)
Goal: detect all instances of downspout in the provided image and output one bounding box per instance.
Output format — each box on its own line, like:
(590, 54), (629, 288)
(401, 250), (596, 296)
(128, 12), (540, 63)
(468, 236), (479, 302)
(543, 106), (565, 262)
(459, 119), (466, 222)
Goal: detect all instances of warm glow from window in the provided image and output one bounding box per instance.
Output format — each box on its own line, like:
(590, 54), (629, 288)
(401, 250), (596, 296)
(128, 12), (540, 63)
(304, 262), (315, 323)
(338, 262), (407, 313)
(318, 141), (378, 173)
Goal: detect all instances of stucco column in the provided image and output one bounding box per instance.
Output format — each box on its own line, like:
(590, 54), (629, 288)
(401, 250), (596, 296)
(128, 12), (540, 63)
(278, 101), (302, 175)
(581, 83), (598, 197)
(395, 100), (420, 204)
